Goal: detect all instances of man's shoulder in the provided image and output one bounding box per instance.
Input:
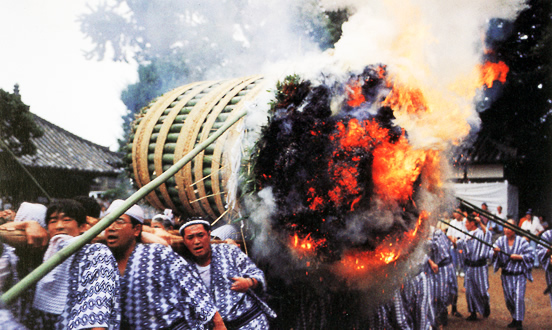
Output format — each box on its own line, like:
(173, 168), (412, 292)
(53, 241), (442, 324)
(542, 229), (552, 240)
(515, 235), (529, 245)
(495, 235), (507, 245)
(213, 242), (242, 253)
(136, 242), (177, 256)
(134, 243), (190, 269)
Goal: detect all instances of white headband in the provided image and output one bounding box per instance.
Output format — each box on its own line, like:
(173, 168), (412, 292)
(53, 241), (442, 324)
(179, 220), (211, 236)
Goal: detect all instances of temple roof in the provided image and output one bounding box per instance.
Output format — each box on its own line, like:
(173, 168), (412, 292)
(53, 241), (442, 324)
(453, 131), (518, 165)
(12, 114), (122, 175)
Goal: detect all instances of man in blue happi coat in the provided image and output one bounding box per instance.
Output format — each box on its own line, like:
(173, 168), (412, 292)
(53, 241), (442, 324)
(401, 256), (433, 330)
(457, 215), (493, 321)
(104, 200), (225, 330)
(536, 228), (552, 312)
(27, 199), (120, 330)
(427, 227), (457, 328)
(492, 219), (534, 329)
(180, 217), (276, 329)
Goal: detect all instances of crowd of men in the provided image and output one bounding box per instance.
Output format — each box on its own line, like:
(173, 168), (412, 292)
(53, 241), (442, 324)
(0, 198), (552, 329)
(0, 197), (275, 329)
(407, 204), (550, 330)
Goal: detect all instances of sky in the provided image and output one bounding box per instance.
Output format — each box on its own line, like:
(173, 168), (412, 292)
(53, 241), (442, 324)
(0, 0), (138, 150)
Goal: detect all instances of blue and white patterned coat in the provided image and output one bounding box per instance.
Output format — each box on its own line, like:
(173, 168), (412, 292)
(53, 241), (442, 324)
(369, 288), (410, 329)
(119, 243), (217, 329)
(492, 235), (533, 321)
(0, 244), (21, 321)
(427, 229), (457, 324)
(197, 243), (276, 329)
(32, 241), (120, 330)
(402, 263), (433, 330)
(536, 230), (552, 310)
(457, 228), (493, 315)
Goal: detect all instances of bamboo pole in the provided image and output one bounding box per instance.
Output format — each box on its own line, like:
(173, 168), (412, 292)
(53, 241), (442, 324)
(438, 219), (510, 256)
(0, 108), (248, 305)
(457, 197), (552, 250)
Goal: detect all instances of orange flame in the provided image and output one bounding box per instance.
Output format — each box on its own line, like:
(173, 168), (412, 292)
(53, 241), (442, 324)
(382, 84), (428, 114)
(479, 60), (509, 88)
(380, 251), (400, 264)
(291, 233), (326, 254)
(346, 80), (366, 107)
(372, 133), (427, 203)
(328, 118), (442, 206)
(409, 210), (428, 238)
(336, 210), (428, 276)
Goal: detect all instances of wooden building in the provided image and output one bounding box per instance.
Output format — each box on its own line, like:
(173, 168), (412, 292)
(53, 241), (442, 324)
(0, 113), (122, 207)
(450, 132), (520, 219)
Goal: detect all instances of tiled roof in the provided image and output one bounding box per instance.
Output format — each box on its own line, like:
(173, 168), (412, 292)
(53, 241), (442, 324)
(12, 114), (123, 174)
(453, 131), (518, 165)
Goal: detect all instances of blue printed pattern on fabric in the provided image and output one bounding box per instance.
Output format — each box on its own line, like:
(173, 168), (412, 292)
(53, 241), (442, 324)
(428, 230), (458, 321)
(120, 243), (216, 329)
(493, 235), (534, 321)
(537, 230), (552, 310)
(457, 228), (493, 316)
(401, 270), (433, 330)
(206, 243), (276, 329)
(31, 243), (120, 330)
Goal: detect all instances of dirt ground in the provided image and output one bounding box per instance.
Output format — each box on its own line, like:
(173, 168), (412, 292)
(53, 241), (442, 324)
(447, 266), (552, 329)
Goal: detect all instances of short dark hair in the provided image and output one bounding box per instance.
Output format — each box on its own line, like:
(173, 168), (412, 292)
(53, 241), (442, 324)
(130, 216), (142, 243)
(466, 216), (477, 223)
(73, 196), (101, 218)
(46, 199), (86, 225)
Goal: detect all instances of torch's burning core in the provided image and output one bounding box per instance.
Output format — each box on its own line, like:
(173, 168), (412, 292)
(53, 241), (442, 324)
(248, 66), (442, 285)
(247, 59), (507, 289)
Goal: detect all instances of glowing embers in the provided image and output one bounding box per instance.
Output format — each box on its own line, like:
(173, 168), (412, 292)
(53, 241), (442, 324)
(346, 79), (366, 107)
(290, 232), (327, 255)
(479, 60), (509, 88)
(336, 211), (427, 276)
(339, 244), (402, 274)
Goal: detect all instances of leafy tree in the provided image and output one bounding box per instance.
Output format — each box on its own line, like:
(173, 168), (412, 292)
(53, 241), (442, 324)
(0, 88), (43, 156)
(80, 0), (349, 152)
(118, 56), (196, 150)
(79, 0), (346, 63)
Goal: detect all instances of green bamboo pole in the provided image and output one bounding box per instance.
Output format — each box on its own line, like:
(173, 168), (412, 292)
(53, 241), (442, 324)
(1, 108), (247, 305)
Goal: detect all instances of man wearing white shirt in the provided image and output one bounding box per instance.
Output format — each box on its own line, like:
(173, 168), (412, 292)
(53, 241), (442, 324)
(447, 210), (467, 242)
(520, 209), (544, 267)
(489, 205), (505, 242)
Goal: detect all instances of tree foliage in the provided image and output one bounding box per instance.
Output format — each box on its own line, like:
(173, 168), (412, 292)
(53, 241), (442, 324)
(0, 89), (43, 157)
(80, 0), (349, 152)
(118, 56), (196, 150)
(79, 0), (346, 64)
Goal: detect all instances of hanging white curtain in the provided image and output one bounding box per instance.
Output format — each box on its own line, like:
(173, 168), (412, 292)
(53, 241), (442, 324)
(452, 180), (518, 220)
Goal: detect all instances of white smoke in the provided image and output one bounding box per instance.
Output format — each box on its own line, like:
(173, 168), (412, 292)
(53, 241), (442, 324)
(239, 0), (528, 272)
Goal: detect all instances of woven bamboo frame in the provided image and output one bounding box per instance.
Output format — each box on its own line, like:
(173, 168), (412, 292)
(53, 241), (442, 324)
(129, 75), (264, 219)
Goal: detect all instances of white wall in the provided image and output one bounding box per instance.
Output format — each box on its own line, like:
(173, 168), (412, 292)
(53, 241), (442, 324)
(453, 180), (518, 219)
